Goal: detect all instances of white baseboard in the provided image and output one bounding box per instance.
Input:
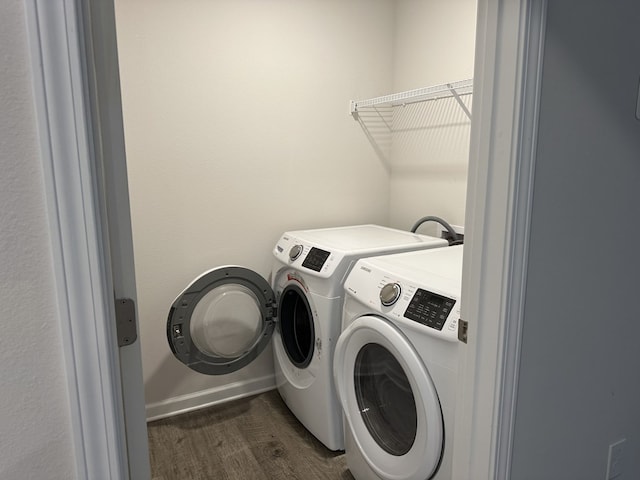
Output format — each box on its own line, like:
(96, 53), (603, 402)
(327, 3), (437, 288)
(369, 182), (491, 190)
(145, 375), (276, 422)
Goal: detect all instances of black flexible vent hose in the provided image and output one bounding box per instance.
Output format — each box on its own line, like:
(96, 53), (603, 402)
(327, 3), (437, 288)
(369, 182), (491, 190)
(410, 215), (461, 245)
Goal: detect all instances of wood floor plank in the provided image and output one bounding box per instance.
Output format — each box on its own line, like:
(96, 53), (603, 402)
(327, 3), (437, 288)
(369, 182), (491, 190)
(147, 390), (353, 480)
(247, 393), (349, 480)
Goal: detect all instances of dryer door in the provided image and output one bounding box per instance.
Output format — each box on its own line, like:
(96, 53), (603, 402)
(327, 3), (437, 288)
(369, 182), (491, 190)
(333, 315), (443, 480)
(167, 266), (276, 375)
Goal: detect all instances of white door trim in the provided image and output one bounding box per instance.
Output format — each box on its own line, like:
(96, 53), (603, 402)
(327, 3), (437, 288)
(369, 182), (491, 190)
(25, 0), (132, 478)
(452, 0), (546, 478)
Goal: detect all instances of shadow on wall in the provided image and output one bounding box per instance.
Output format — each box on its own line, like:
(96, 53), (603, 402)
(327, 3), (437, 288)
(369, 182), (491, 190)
(354, 94), (472, 174)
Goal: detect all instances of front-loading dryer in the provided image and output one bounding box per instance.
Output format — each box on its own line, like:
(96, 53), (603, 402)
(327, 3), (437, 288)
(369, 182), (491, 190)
(166, 224), (447, 451)
(334, 245), (463, 479)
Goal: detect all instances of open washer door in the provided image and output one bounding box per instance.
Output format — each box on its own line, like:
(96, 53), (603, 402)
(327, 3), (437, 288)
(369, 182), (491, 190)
(167, 266), (276, 375)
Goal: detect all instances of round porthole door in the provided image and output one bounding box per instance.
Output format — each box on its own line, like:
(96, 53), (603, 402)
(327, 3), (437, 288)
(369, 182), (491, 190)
(333, 315), (444, 480)
(167, 266), (276, 375)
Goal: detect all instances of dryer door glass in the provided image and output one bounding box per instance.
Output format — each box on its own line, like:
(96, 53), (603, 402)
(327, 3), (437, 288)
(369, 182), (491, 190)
(167, 266), (276, 375)
(278, 284), (314, 368)
(354, 343), (417, 456)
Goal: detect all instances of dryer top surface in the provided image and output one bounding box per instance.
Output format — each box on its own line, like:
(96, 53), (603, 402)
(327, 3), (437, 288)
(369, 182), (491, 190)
(284, 224), (445, 254)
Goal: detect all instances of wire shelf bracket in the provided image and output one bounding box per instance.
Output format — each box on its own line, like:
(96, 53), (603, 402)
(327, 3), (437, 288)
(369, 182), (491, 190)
(350, 78), (473, 120)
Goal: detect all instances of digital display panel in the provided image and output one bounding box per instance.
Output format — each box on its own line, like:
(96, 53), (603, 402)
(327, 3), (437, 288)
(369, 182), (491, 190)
(301, 247), (331, 272)
(404, 288), (455, 331)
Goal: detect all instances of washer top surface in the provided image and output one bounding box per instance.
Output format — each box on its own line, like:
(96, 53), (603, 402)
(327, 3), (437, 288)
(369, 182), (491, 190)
(359, 244), (464, 292)
(284, 224), (442, 253)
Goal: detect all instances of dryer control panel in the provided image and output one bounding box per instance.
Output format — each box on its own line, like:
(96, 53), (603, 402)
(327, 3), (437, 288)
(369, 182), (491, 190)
(273, 234), (344, 279)
(301, 247), (331, 272)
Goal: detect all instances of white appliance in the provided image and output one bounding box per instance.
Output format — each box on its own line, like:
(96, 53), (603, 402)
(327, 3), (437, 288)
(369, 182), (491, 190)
(166, 224), (447, 451)
(334, 245), (463, 479)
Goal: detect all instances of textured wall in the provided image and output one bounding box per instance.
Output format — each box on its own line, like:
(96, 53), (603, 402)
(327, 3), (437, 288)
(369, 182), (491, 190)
(0, 1), (76, 479)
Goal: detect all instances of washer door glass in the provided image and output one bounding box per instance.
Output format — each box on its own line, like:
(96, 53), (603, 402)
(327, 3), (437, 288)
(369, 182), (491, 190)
(355, 343), (417, 456)
(278, 284), (314, 368)
(167, 266), (275, 375)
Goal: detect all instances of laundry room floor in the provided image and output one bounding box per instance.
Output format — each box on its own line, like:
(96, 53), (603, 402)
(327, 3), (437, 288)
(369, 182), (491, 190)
(147, 390), (353, 480)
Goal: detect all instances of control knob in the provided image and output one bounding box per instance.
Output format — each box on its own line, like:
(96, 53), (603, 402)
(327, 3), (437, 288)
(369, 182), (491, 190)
(380, 282), (401, 306)
(289, 244), (303, 261)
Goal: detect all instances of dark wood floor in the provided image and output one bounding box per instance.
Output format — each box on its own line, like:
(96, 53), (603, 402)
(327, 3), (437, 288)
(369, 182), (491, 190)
(147, 390), (353, 480)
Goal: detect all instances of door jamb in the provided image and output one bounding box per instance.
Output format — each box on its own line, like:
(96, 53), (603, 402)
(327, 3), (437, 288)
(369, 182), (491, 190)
(25, 0), (136, 478)
(452, 0), (546, 477)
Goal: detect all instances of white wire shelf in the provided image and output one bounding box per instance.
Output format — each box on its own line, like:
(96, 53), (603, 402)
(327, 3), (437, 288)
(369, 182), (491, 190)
(350, 78), (473, 120)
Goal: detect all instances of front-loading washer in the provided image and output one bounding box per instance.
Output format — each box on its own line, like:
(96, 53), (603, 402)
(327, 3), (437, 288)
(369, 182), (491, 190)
(334, 245), (463, 479)
(166, 224), (448, 451)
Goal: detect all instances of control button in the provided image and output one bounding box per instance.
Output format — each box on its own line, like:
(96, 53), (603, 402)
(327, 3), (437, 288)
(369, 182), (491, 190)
(289, 244), (303, 261)
(380, 283), (402, 306)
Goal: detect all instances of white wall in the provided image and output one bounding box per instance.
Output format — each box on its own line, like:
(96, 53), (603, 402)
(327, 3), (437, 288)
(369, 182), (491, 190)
(114, 0), (397, 417)
(388, 0), (476, 233)
(0, 1), (76, 478)
(510, 1), (640, 478)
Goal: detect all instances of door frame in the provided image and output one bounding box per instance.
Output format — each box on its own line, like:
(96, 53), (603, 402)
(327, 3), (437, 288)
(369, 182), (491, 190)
(452, 0), (545, 478)
(25, 0), (543, 478)
(25, 0), (149, 478)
